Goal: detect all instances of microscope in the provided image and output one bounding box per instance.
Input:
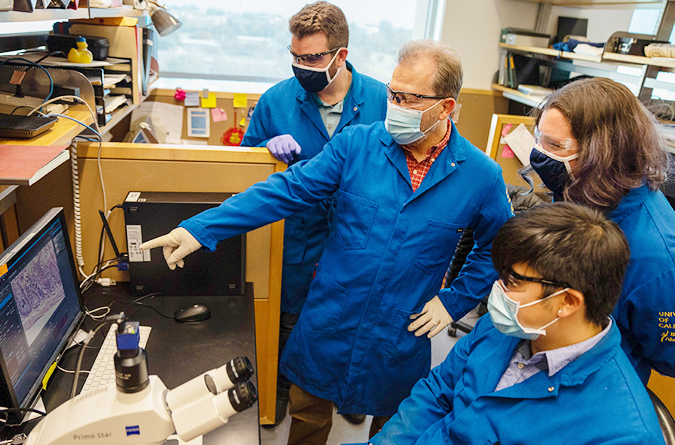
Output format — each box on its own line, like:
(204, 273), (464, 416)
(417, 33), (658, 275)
(25, 317), (257, 445)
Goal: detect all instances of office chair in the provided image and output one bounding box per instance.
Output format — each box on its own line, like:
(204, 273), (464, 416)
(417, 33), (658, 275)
(647, 387), (675, 445)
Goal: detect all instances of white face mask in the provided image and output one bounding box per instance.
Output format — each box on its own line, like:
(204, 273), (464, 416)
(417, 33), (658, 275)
(384, 99), (443, 145)
(487, 280), (567, 340)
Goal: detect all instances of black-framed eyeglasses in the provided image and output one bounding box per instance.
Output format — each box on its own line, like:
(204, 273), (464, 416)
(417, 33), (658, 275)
(385, 83), (446, 105)
(288, 45), (340, 66)
(500, 269), (570, 292)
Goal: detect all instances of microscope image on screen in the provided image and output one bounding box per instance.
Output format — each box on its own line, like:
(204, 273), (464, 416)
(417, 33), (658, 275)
(11, 239), (66, 344)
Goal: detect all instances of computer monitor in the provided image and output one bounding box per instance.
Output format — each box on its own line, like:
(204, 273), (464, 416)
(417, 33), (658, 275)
(0, 208), (84, 415)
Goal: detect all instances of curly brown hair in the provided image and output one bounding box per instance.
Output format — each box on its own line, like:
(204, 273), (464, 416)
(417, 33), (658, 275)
(533, 77), (671, 210)
(289, 2), (349, 50)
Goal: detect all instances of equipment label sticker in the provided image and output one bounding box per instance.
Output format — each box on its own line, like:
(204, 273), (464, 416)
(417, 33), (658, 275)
(126, 225), (150, 262)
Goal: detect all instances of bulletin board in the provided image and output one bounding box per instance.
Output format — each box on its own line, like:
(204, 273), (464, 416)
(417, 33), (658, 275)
(485, 114), (541, 188)
(146, 89), (262, 147)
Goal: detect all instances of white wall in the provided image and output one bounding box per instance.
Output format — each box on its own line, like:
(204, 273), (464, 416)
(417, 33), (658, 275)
(440, 0), (539, 90)
(441, 1), (637, 90)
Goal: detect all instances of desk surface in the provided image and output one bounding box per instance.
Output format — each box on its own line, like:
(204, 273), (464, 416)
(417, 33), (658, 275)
(39, 282), (260, 444)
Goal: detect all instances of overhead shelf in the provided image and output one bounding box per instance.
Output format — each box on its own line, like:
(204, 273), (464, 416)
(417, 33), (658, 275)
(0, 6), (148, 22)
(492, 84), (549, 108)
(499, 43), (602, 63)
(0, 9), (89, 22)
(514, 0), (663, 6)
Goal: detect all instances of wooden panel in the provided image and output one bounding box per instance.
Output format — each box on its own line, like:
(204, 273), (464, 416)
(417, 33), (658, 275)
(485, 114), (542, 188)
(75, 142), (284, 424)
(455, 89), (509, 151)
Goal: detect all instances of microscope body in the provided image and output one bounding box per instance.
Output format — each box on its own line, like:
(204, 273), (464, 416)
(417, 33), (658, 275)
(25, 376), (173, 445)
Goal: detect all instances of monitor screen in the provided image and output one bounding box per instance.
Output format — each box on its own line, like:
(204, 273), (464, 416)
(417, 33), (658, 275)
(0, 208), (83, 410)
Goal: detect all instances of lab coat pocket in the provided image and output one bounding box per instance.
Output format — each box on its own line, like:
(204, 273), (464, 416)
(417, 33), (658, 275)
(334, 190), (378, 250)
(304, 263), (348, 334)
(383, 309), (431, 365)
(414, 220), (464, 275)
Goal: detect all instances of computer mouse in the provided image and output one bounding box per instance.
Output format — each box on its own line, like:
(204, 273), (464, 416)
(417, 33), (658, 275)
(174, 304), (211, 322)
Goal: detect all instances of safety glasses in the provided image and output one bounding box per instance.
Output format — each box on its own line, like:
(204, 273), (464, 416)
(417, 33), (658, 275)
(288, 46), (340, 66)
(385, 83), (446, 106)
(500, 269), (570, 292)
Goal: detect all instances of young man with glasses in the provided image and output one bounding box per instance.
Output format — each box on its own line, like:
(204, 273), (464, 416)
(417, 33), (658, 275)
(140, 40), (512, 444)
(241, 1), (387, 428)
(371, 202), (665, 445)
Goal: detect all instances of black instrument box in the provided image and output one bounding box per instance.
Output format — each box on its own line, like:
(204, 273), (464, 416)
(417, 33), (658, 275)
(123, 192), (245, 297)
(46, 34), (110, 61)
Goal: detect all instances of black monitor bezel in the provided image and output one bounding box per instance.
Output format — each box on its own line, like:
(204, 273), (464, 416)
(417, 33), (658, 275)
(0, 207), (85, 412)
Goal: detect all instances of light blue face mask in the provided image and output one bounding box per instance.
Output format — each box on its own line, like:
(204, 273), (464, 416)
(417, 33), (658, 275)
(384, 99), (443, 145)
(487, 280), (567, 340)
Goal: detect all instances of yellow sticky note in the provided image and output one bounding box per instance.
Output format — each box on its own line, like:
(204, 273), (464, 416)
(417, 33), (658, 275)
(201, 93), (217, 108)
(0, 263), (7, 279)
(233, 93), (248, 108)
(42, 362), (57, 390)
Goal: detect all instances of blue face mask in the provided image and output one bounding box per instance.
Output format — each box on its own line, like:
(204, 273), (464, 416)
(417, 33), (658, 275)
(487, 280), (567, 340)
(292, 50), (342, 93)
(530, 144), (579, 201)
(384, 100), (443, 145)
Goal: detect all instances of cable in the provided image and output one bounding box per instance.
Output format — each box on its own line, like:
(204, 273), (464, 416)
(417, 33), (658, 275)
(9, 106), (45, 116)
(71, 313), (125, 399)
(27, 95), (104, 279)
(0, 57), (54, 104)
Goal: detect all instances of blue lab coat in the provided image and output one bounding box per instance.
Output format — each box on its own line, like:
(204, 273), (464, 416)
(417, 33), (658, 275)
(180, 121), (513, 415)
(608, 185), (675, 383)
(241, 62), (387, 314)
(371, 316), (666, 445)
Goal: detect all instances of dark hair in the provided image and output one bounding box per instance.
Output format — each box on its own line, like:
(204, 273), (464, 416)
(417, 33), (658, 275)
(289, 2), (349, 49)
(532, 77), (671, 210)
(491, 202), (630, 326)
(397, 40), (463, 100)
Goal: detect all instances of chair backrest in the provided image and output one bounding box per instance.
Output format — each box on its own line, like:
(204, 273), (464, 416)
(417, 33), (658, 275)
(648, 387), (675, 445)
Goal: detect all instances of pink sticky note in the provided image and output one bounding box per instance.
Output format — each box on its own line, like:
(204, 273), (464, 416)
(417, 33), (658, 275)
(501, 144), (514, 158)
(501, 123), (513, 137)
(211, 108), (228, 123)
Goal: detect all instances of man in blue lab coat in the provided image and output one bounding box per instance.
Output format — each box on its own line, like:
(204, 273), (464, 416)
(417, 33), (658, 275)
(371, 203), (665, 445)
(241, 2), (386, 427)
(141, 40), (513, 444)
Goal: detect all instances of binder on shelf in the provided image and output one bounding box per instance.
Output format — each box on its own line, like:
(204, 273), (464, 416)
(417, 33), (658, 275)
(509, 53), (541, 89)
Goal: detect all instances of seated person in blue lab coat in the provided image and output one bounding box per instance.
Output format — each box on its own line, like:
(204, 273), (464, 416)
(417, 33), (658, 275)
(241, 1), (387, 427)
(525, 77), (675, 384)
(140, 39), (513, 444)
(371, 202), (666, 445)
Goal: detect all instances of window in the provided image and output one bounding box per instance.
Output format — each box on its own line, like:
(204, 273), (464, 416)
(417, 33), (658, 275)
(155, 0), (444, 93)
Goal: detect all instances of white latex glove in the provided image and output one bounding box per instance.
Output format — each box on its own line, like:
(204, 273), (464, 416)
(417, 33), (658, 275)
(139, 227), (202, 270)
(266, 134), (302, 164)
(408, 296), (453, 338)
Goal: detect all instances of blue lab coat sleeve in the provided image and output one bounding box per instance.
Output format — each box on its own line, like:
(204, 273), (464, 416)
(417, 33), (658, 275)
(178, 135), (347, 251)
(371, 317), (482, 445)
(437, 175), (513, 321)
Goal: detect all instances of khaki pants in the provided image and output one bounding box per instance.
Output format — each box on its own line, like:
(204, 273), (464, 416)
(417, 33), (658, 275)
(287, 383), (392, 445)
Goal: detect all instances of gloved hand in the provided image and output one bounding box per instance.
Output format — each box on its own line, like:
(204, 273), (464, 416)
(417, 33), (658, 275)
(267, 134), (301, 164)
(139, 227), (202, 270)
(408, 296), (453, 338)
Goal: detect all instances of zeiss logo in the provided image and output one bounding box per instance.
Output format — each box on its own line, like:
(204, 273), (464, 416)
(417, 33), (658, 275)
(126, 426), (140, 436)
